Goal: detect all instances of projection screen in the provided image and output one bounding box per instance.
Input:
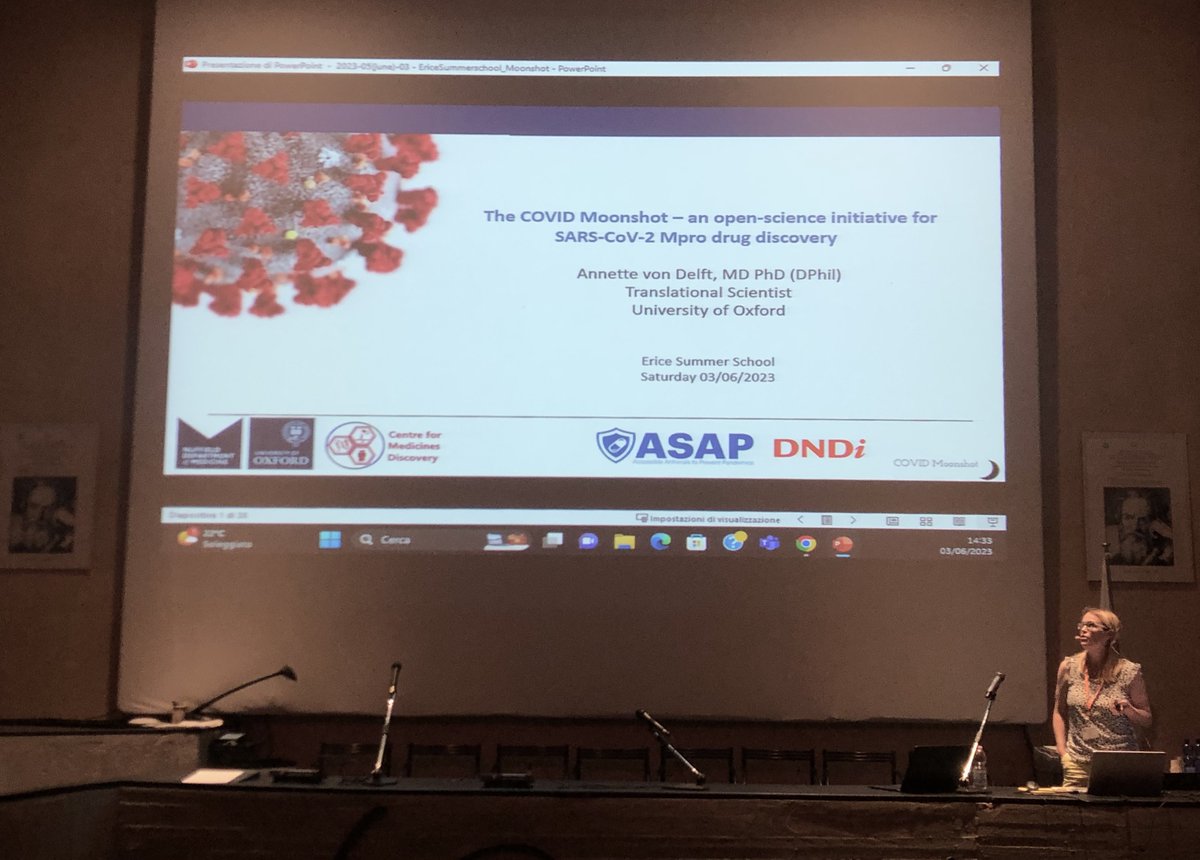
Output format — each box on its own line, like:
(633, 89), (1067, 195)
(120, 0), (1044, 722)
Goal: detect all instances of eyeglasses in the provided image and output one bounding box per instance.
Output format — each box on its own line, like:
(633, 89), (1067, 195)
(1076, 622), (1108, 632)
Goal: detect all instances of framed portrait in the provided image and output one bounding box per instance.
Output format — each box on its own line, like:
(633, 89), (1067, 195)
(1083, 432), (1193, 583)
(0, 424), (98, 570)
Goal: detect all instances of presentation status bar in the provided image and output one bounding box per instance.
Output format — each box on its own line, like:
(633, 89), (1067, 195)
(162, 507), (1007, 529)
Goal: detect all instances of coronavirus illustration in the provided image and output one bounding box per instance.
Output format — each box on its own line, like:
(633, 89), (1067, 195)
(173, 131), (439, 317)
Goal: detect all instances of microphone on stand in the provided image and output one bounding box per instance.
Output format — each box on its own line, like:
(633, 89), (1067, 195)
(365, 662), (402, 785)
(961, 670), (1005, 785)
(183, 665), (298, 720)
(634, 709), (706, 788)
(635, 709), (671, 738)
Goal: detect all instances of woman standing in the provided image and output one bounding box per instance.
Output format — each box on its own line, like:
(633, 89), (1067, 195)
(1052, 607), (1153, 787)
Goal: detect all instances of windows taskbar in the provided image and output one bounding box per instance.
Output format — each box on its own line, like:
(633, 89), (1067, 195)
(165, 523), (1004, 560)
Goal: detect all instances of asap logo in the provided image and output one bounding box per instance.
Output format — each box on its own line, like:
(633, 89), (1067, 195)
(597, 428), (754, 463)
(773, 438), (867, 459)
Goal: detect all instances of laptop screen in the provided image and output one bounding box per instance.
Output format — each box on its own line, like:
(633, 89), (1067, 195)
(901, 745), (972, 793)
(1087, 751), (1165, 796)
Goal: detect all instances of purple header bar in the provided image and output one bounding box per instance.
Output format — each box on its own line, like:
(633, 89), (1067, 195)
(182, 103), (999, 137)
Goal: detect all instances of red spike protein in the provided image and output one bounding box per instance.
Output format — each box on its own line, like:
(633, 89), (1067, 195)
(173, 131), (439, 317)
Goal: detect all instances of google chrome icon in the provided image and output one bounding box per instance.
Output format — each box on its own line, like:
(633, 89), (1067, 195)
(795, 535), (817, 553)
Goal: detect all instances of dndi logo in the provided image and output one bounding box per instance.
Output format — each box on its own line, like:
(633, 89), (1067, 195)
(596, 428), (754, 463)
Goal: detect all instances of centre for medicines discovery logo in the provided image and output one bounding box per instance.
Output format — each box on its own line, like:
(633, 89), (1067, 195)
(325, 422), (384, 469)
(596, 428), (754, 463)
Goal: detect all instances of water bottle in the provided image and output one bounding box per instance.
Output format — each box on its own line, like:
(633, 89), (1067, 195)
(970, 745), (988, 791)
(1185, 740), (1196, 774)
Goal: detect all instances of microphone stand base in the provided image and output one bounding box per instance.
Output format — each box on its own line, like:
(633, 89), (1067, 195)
(362, 774), (398, 786)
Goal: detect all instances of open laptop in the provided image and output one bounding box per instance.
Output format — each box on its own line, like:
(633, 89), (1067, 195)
(900, 745), (972, 793)
(1087, 750), (1166, 796)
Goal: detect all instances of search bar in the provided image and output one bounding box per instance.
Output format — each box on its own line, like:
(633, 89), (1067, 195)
(354, 530), (416, 549)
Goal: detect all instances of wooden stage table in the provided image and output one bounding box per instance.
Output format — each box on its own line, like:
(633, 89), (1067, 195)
(4, 777), (1200, 859)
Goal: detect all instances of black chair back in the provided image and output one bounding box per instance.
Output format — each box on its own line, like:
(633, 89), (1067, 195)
(405, 743), (482, 778)
(740, 747), (817, 784)
(821, 749), (898, 785)
(319, 741), (384, 780)
(495, 744), (571, 780)
(574, 747), (651, 781)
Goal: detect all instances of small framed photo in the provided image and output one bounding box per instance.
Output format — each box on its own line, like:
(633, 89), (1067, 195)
(1083, 432), (1193, 583)
(1, 425), (97, 570)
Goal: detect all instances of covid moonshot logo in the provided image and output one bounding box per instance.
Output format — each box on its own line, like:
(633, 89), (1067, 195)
(325, 422), (384, 469)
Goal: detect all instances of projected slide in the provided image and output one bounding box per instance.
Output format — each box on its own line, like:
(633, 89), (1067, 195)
(123, 0), (1046, 722)
(166, 105), (1003, 483)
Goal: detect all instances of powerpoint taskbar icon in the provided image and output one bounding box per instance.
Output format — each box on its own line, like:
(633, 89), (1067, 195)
(484, 532), (530, 551)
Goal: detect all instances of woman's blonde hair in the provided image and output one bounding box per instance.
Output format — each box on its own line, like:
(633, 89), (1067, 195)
(1078, 606), (1123, 682)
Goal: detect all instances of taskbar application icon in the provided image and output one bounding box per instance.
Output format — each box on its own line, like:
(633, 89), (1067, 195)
(446, 525), (863, 556)
(484, 531), (531, 551)
(177, 526), (202, 547)
(722, 530), (748, 551)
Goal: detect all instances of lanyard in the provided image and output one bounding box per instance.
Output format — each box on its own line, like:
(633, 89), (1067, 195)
(1082, 660), (1105, 711)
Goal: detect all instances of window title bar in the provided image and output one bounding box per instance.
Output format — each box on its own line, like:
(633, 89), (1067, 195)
(181, 57), (999, 78)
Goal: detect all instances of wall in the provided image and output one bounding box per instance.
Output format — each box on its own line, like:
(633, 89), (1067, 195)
(0, 0), (152, 718)
(0, 0), (1197, 774)
(1034, 0), (1200, 755)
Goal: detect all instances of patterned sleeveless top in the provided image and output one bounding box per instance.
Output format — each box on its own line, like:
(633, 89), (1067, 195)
(1061, 655), (1142, 763)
